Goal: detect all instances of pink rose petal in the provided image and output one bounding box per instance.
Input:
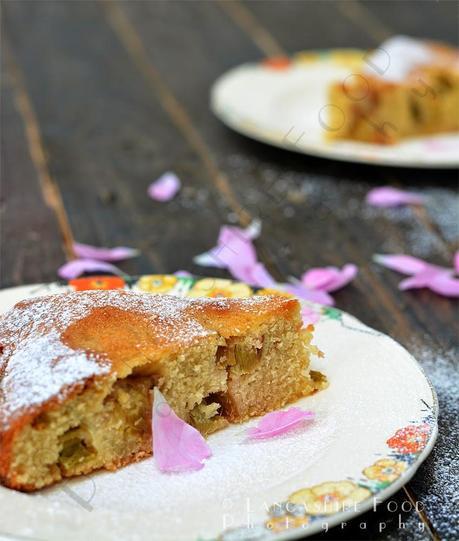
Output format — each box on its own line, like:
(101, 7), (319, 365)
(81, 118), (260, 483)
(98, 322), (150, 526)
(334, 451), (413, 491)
(302, 264), (357, 292)
(249, 262), (276, 288)
(246, 407), (315, 440)
(302, 267), (339, 290)
(152, 388), (211, 473)
(174, 270), (193, 278)
(366, 187), (425, 207)
(373, 254), (430, 275)
(454, 251), (459, 274)
(301, 306), (320, 326)
(193, 221), (271, 287)
(400, 269), (459, 297)
(285, 284), (334, 306)
(193, 222), (260, 269)
(58, 259), (123, 280)
(427, 273), (459, 297)
(73, 242), (139, 262)
(148, 172), (181, 202)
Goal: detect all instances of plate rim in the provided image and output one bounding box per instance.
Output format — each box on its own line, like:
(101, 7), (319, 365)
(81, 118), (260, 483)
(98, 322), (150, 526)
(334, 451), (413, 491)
(0, 278), (439, 541)
(210, 56), (459, 169)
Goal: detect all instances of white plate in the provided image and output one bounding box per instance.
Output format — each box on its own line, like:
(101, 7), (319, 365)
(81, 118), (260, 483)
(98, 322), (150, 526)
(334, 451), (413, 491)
(210, 50), (459, 168)
(0, 277), (438, 541)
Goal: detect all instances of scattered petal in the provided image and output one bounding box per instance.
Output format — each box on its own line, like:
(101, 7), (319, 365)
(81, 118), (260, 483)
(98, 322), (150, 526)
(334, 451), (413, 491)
(193, 222), (259, 270)
(454, 251), (459, 274)
(193, 221), (268, 287)
(302, 264), (357, 292)
(242, 219), (262, 240)
(375, 253), (458, 298)
(73, 242), (139, 262)
(427, 273), (459, 298)
(58, 259), (123, 280)
(249, 262), (277, 288)
(400, 270), (459, 297)
(174, 270), (193, 278)
(366, 186), (425, 207)
(285, 284), (334, 305)
(148, 172), (181, 202)
(152, 388), (211, 473)
(301, 306), (320, 326)
(246, 407), (314, 440)
(373, 254), (430, 275)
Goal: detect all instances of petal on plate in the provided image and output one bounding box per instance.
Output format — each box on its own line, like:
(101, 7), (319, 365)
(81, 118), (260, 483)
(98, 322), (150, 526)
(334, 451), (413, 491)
(454, 251), (459, 274)
(152, 388), (211, 473)
(285, 284), (334, 306)
(57, 259), (123, 280)
(366, 186), (425, 207)
(148, 172), (181, 202)
(73, 242), (139, 262)
(246, 407), (315, 440)
(373, 254), (430, 275)
(302, 264), (358, 292)
(301, 306), (321, 326)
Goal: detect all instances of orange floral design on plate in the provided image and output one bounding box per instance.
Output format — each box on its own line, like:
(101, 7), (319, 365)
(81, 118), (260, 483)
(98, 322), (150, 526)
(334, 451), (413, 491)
(262, 56), (291, 70)
(386, 424), (430, 454)
(69, 275), (125, 291)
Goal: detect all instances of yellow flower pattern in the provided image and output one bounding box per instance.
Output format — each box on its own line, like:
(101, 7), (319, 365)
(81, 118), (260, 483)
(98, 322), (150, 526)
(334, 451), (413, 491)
(289, 481), (371, 515)
(266, 515), (309, 533)
(188, 278), (252, 298)
(363, 458), (407, 483)
(136, 274), (178, 294)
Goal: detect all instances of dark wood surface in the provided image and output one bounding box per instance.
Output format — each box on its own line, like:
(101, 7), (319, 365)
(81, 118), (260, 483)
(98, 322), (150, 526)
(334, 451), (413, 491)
(1, 1), (458, 540)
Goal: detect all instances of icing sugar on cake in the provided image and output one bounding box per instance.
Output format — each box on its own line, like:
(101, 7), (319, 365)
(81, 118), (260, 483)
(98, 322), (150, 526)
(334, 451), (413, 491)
(0, 291), (213, 428)
(0, 291), (286, 430)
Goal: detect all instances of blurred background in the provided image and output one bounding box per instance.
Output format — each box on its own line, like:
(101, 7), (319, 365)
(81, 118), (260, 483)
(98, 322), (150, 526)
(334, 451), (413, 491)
(1, 2), (458, 539)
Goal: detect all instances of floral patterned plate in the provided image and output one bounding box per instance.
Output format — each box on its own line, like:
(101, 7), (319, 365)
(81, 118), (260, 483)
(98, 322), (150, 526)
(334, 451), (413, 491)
(0, 275), (438, 541)
(211, 49), (459, 168)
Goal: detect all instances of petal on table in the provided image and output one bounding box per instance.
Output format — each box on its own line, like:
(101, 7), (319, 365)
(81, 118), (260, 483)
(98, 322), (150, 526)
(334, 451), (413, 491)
(302, 264), (357, 292)
(58, 259), (123, 280)
(366, 186), (425, 207)
(148, 172), (181, 202)
(373, 254), (430, 275)
(73, 242), (139, 262)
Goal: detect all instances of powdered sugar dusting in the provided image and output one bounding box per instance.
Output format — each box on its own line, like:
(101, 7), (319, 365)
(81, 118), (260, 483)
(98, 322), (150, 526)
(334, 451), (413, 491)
(0, 333), (110, 426)
(0, 291), (214, 429)
(0, 291), (290, 430)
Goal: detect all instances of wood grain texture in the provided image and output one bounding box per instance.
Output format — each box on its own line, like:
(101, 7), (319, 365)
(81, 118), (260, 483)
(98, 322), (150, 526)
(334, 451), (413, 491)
(2, 0), (238, 278)
(1, 0), (458, 539)
(1, 36), (68, 287)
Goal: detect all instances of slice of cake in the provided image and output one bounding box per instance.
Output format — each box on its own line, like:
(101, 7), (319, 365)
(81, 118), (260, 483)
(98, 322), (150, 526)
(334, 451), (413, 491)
(327, 36), (459, 144)
(0, 290), (325, 491)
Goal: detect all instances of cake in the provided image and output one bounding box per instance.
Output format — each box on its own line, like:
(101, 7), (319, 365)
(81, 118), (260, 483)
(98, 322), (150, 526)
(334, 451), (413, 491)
(0, 290), (325, 491)
(327, 36), (459, 144)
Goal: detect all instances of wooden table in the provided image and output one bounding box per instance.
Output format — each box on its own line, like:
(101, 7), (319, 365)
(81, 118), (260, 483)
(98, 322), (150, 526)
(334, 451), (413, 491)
(1, 1), (458, 540)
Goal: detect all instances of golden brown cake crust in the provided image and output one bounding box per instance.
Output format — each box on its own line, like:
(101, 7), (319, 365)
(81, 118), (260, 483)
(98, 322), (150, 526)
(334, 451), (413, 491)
(0, 290), (302, 489)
